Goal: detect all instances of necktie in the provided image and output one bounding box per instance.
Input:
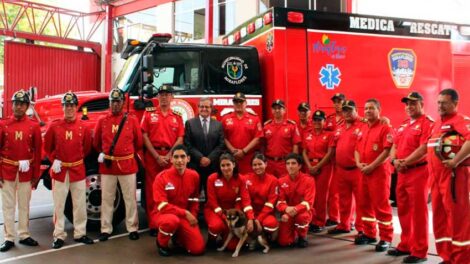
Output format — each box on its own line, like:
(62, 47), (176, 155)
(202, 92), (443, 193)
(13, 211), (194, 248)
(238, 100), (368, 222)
(203, 118), (208, 136)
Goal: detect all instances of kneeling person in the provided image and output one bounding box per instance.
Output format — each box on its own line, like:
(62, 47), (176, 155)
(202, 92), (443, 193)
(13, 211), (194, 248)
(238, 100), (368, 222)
(153, 145), (205, 256)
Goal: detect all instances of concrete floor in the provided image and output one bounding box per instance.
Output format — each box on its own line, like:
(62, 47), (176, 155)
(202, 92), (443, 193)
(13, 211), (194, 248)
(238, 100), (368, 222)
(0, 185), (443, 264)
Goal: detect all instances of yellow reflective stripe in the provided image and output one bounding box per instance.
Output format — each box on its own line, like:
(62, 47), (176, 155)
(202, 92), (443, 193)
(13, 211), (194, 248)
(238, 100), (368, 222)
(452, 240), (470, 246)
(263, 226), (279, 232)
(300, 201), (310, 211)
(158, 228), (173, 236)
(157, 202), (168, 211)
(243, 206), (253, 212)
(235, 197), (241, 202)
(264, 202), (274, 208)
(435, 237), (452, 243)
(361, 217), (377, 222)
(377, 220), (393, 226)
(214, 207), (222, 213)
(294, 223), (309, 229)
(276, 200), (286, 206)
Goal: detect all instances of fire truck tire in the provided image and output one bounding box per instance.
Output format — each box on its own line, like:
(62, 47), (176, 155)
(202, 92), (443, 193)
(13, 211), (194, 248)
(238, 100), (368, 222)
(64, 170), (126, 231)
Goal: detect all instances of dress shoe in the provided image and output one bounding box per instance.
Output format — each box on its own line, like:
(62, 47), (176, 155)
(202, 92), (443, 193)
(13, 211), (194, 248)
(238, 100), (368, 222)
(403, 255), (427, 263)
(354, 233), (377, 245)
(0, 241), (15, 252)
(296, 237), (308, 248)
(325, 219), (339, 227)
(387, 248), (410, 256)
(19, 237), (39, 246)
(74, 236), (94, 245)
(129, 231), (140, 240)
(375, 240), (391, 252)
(328, 228), (350, 235)
(98, 232), (111, 242)
(149, 228), (157, 237)
(52, 239), (64, 249)
(157, 241), (172, 257)
(309, 224), (324, 233)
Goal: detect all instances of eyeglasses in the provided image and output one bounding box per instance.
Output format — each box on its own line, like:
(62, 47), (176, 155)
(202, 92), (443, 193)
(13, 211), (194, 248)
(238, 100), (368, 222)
(198, 105), (211, 109)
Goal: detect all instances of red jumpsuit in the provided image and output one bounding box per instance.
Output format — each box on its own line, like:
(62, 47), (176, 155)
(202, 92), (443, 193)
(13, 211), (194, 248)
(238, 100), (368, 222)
(325, 113), (344, 132)
(245, 172), (279, 234)
(221, 112), (263, 173)
(264, 119), (301, 178)
(303, 129), (335, 227)
(427, 113), (470, 263)
(277, 172), (315, 246)
(204, 173), (254, 250)
(394, 115), (434, 259)
(332, 118), (364, 232)
(356, 120), (394, 242)
(153, 167), (204, 255)
(141, 108), (184, 229)
(297, 121), (313, 172)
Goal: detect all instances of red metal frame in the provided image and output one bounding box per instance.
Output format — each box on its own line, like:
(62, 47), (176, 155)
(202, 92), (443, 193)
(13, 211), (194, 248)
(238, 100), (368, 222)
(205, 0), (213, 44)
(112, 0), (174, 18)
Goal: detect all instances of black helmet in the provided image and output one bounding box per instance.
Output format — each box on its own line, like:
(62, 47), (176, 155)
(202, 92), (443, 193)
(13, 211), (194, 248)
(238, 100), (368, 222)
(109, 88), (124, 101)
(11, 90), (30, 104)
(62, 91), (79, 105)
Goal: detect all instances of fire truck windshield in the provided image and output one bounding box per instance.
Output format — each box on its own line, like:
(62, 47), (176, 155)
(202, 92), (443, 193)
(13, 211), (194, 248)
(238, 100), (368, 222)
(115, 53), (139, 92)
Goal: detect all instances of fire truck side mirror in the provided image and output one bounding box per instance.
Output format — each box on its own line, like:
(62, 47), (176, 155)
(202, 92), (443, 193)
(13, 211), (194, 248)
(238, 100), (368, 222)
(142, 55), (154, 85)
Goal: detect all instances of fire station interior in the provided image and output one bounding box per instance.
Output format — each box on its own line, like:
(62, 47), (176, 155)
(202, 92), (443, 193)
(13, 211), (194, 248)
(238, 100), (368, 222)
(1, 0), (469, 263)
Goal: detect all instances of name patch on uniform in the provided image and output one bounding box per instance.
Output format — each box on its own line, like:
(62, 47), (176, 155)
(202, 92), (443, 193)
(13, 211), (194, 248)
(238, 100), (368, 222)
(165, 182), (175, 190)
(281, 182), (289, 188)
(215, 179), (224, 187)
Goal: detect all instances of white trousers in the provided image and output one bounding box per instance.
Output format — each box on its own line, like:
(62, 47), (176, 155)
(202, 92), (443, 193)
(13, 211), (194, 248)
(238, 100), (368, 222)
(52, 171), (87, 240)
(1, 173), (32, 241)
(101, 174), (138, 234)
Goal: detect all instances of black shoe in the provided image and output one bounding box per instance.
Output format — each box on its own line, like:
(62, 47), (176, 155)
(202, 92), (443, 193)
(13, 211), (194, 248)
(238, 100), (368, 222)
(296, 237), (308, 248)
(387, 248), (410, 256)
(309, 224), (324, 233)
(129, 231), (139, 240)
(74, 236), (94, 245)
(403, 255), (427, 263)
(149, 228), (157, 237)
(98, 232), (111, 242)
(157, 241), (172, 257)
(375, 240), (391, 252)
(51, 239), (64, 249)
(0, 241), (14, 252)
(354, 233), (377, 245)
(19, 237), (39, 247)
(328, 228), (350, 235)
(325, 219), (339, 227)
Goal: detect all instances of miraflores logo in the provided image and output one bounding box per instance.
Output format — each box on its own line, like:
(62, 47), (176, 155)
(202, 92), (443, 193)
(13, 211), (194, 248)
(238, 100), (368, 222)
(221, 56), (248, 85)
(313, 34), (346, 59)
(350, 16), (395, 32)
(388, 48), (417, 89)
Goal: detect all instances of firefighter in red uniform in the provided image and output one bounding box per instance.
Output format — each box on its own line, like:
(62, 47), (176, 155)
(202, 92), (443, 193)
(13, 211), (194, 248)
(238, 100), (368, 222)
(427, 88), (470, 264)
(328, 100), (364, 235)
(222, 92), (263, 174)
(141, 85), (184, 236)
(94, 88), (143, 242)
(246, 153), (279, 241)
(325, 93), (345, 131)
(263, 99), (301, 178)
(387, 92), (434, 263)
(44, 92), (94, 249)
(0, 90), (41, 252)
(153, 144), (204, 257)
(297, 102), (312, 142)
(354, 98), (394, 252)
(204, 153), (254, 250)
(302, 110), (334, 233)
(277, 153), (315, 248)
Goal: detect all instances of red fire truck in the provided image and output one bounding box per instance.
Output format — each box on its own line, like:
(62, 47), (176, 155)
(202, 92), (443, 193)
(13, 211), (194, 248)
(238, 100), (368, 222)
(33, 7), (470, 228)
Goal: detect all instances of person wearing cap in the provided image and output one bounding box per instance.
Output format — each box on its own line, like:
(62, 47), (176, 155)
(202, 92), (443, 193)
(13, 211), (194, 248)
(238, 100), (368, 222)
(44, 92), (94, 249)
(296, 102), (313, 160)
(221, 92), (263, 173)
(94, 88), (143, 242)
(0, 90), (42, 252)
(325, 93), (346, 132)
(328, 100), (365, 236)
(385, 92), (434, 263)
(263, 99), (301, 178)
(426, 89), (470, 264)
(302, 110), (334, 233)
(141, 84), (184, 236)
(354, 98), (394, 252)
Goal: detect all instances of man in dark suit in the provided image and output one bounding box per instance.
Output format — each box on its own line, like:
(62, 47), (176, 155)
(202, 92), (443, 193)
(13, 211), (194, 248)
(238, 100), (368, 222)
(184, 97), (225, 198)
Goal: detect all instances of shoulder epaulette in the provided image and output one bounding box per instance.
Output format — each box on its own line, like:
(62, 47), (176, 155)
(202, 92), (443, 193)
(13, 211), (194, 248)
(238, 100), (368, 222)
(426, 115), (435, 122)
(221, 110), (234, 116)
(264, 119), (272, 125)
(360, 117), (368, 123)
(287, 119), (297, 125)
(145, 107), (156, 112)
(247, 110), (258, 116)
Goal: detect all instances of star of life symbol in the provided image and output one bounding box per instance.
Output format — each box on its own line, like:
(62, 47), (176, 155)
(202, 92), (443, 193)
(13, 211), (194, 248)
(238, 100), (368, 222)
(319, 64), (341, 90)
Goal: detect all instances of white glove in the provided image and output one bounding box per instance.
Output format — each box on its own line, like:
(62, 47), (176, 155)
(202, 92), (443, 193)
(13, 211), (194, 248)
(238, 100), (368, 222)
(52, 159), (62, 174)
(98, 152), (105, 163)
(18, 160), (30, 173)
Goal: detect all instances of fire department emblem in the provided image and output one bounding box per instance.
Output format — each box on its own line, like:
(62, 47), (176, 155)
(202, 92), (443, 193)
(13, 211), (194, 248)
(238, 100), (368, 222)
(165, 182), (175, 190)
(150, 113), (158, 122)
(226, 118), (233, 126)
(248, 119), (253, 125)
(266, 33), (274, 53)
(170, 99), (194, 123)
(388, 48), (417, 89)
(373, 144), (379, 151)
(222, 56), (248, 84)
(215, 179), (224, 187)
(265, 129), (272, 136)
(281, 182), (289, 188)
(246, 180), (252, 186)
